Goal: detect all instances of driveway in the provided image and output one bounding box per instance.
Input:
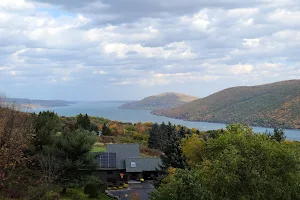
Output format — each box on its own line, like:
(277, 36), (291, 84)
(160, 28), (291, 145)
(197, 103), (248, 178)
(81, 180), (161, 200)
(108, 181), (155, 200)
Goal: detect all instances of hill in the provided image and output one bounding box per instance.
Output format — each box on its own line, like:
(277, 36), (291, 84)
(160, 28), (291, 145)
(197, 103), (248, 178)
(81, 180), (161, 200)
(153, 80), (300, 129)
(3, 98), (76, 109)
(120, 92), (198, 110)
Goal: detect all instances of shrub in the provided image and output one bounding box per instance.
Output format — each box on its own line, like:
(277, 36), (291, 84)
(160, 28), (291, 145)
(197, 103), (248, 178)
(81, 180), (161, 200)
(84, 182), (100, 198)
(84, 180), (107, 198)
(40, 192), (60, 200)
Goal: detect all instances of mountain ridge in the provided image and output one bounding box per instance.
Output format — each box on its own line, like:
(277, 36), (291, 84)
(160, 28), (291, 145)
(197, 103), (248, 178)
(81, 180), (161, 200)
(153, 80), (300, 129)
(119, 92), (198, 110)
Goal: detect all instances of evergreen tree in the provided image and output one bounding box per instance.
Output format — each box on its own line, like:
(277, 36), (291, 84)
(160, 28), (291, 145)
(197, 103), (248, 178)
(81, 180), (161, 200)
(160, 128), (186, 170)
(31, 111), (61, 151)
(148, 123), (160, 149)
(83, 114), (91, 129)
(178, 126), (186, 138)
(55, 129), (97, 193)
(272, 127), (286, 142)
(186, 129), (191, 136)
(102, 123), (111, 135)
(158, 122), (168, 151)
(76, 113), (90, 130)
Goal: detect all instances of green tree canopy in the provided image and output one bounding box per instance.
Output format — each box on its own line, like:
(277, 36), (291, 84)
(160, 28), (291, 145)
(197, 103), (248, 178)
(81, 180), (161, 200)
(101, 123), (111, 135)
(152, 124), (300, 200)
(76, 113), (91, 130)
(55, 129), (97, 192)
(31, 111), (61, 151)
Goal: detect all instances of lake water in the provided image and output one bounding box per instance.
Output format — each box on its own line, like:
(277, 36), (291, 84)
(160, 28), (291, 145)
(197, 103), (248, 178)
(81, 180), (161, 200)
(30, 101), (300, 141)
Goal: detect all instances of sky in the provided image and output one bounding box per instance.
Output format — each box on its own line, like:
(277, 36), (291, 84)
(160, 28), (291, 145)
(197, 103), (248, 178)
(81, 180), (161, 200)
(0, 0), (300, 101)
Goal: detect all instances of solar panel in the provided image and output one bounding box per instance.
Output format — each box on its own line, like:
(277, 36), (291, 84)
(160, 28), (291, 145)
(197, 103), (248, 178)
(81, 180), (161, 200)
(99, 152), (116, 168)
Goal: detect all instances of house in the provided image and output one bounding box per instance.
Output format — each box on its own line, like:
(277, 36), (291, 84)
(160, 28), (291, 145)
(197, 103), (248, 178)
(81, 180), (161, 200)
(95, 144), (162, 183)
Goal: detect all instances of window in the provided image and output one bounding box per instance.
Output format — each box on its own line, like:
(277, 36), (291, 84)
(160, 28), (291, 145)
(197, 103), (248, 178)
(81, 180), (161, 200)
(131, 162), (136, 168)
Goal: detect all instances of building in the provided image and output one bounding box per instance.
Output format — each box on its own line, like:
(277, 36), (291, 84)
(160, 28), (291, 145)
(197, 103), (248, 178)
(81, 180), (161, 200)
(95, 144), (162, 183)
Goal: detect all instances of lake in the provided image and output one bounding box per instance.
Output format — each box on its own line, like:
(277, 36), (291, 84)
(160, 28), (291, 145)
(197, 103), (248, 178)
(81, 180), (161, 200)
(30, 101), (300, 141)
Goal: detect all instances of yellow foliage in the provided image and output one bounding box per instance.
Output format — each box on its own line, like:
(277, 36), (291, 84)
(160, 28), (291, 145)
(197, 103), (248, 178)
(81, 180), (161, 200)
(181, 134), (205, 167)
(167, 167), (176, 175)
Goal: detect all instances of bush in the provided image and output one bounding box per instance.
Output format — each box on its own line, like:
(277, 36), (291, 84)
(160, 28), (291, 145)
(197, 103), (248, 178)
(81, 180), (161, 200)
(84, 180), (107, 198)
(40, 192), (60, 200)
(84, 182), (100, 198)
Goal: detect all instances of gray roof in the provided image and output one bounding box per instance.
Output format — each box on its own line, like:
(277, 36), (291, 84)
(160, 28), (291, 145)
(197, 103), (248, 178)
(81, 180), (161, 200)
(125, 158), (162, 172)
(106, 144), (140, 169)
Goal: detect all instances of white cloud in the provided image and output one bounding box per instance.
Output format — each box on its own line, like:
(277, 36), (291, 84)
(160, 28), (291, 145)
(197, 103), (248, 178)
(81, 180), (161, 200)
(93, 70), (107, 75)
(180, 10), (210, 32)
(1, 0), (300, 99)
(0, 0), (35, 11)
(230, 64), (254, 75)
(243, 38), (260, 48)
(268, 9), (300, 26)
(103, 41), (197, 59)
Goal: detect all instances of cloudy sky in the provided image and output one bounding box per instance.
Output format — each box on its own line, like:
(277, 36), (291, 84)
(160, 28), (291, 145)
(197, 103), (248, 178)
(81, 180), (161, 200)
(1, 0), (300, 100)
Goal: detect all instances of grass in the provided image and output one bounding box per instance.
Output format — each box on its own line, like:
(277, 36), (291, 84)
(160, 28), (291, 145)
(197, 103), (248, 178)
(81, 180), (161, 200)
(91, 146), (106, 153)
(60, 188), (114, 200)
(91, 143), (106, 153)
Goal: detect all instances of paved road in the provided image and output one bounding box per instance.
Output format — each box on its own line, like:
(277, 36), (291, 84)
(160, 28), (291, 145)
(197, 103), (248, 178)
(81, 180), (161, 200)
(108, 181), (155, 200)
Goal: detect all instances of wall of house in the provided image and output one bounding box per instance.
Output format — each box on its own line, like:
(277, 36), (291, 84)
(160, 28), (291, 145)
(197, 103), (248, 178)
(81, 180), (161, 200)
(96, 170), (121, 183)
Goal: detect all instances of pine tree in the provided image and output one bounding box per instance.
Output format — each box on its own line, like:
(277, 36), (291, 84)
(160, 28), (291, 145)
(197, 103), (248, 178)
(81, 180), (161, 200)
(160, 128), (186, 170)
(178, 126), (186, 138)
(102, 123), (111, 136)
(148, 123), (160, 149)
(272, 127), (286, 142)
(83, 114), (91, 129)
(158, 122), (168, 151)
(76, 113), (90, 130)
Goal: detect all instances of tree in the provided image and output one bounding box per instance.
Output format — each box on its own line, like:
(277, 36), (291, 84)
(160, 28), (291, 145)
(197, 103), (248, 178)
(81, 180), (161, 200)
(181, 124), (300, 200)
(148, 123), (160, 149)
(271, 127), (286, 142)
(76, 114), (90, 130)
(88, 123), (99, 133)
(178, 126), (185, 138)
(0, 103), (34, 196)
(181, 134), (204, 167)
(31, 111), (61, 151)
(54, 129), (97, 193)
(102, 123), (111, 135)
(160, 126), (186, 170)
(150, 169), (211, 200)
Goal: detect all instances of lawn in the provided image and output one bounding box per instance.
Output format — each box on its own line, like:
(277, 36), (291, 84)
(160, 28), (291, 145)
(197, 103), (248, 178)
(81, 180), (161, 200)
(60, 188), (114, 200)
(91, 146), (106, 153)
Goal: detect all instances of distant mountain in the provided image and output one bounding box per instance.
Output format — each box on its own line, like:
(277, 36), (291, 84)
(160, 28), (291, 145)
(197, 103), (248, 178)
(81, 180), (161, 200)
(120, 92), (198, 110)
(153, 80), (300, 129)
(3, 98), (76, 109)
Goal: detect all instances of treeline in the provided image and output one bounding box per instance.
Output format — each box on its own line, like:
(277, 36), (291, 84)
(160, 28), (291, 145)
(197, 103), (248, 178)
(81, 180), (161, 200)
(0, 105), (106, 199)
(149, 123), (300, 200)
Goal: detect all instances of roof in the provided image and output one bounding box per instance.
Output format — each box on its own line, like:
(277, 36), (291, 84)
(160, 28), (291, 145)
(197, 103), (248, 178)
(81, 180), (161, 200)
(125, 158), (162, 172)
(106, 144), (140, 169)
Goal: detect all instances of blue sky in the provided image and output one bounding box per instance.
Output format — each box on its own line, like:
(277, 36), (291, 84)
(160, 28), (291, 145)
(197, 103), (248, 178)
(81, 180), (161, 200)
(0, 0), (300, 101)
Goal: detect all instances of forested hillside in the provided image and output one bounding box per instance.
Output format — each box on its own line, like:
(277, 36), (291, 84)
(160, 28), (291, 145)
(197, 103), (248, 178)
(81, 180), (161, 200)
(153, 80), (300, 129)
(120, 92), (198, 110)
(3, 98), (75, 109)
